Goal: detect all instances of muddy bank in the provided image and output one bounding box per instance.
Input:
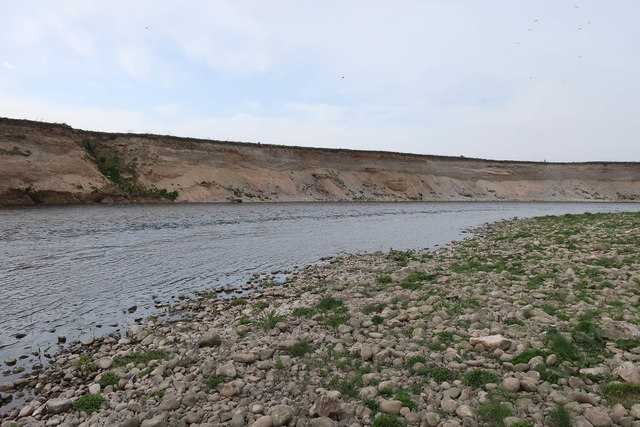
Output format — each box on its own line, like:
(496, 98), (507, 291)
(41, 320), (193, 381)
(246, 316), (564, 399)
(1, 117), (639, 205)
(2, 211), (640, 426)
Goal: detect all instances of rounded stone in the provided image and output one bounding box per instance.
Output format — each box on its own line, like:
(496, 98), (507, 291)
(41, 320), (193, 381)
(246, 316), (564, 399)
(380, 399), (402, 414)
(502, 377), (520, 392)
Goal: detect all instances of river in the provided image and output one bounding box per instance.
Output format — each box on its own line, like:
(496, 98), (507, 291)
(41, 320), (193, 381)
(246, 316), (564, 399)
(1, 202), (639, 382)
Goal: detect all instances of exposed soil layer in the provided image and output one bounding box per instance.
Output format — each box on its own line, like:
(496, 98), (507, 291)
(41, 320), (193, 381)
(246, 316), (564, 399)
(1, 117), (639, 205)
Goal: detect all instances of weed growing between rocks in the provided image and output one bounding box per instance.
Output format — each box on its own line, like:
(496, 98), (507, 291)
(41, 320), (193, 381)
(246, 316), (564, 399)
(96, 371), (119, 387)
(72, 393), (106, 415)
(547, 404), (572, 427)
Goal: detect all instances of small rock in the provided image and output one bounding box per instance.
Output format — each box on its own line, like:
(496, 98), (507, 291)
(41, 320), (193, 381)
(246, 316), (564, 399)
(4, 358), (16, 367)
(614, 362), (640, 384)
(252, 415), (274, 427)
(380, 399), (403, 414)
(89, 383), (101, 394)
(269, 404), (295, 426)
(469, 335), (511, 350)
(57, 334), (66, 343)
(502, 377), (520, 392)
(216, 362), (237, 377)
(46, 398), (73, 414)
(198, 332), (221, 347)
(583, 407), (612, 427)
(184, 412), (201, 424)
(141, 412), (168, 427)
(361, 345), (374, 361)
(221, 384), (237, 397)
(119, 419), (140, 427)
(230, 412), (245, 427)
(441, 397), (458, 413)
(424, 412), (440, 427)
(456, 405), (474, 418)
(94, 356), (113, 370)
(629, 403), (640, 419)
(574, 392), (598, 406)
(233, 353), (256, 363)
(309, 417), (337, 427)
(311, 395), (341, 418)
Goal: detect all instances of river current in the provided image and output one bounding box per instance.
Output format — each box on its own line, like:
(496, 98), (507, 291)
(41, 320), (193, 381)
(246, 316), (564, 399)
(1, 202), (640, 381)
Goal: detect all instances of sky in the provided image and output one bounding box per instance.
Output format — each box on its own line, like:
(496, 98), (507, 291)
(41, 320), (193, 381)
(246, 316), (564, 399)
(1, 1), (639, 162)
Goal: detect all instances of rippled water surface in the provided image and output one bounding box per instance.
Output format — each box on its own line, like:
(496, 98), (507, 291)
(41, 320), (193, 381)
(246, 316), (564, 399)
(1, 202), (639, 377)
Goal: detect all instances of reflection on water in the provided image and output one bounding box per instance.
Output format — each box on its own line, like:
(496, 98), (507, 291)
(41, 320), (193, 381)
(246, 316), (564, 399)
(1, 202), (639, 376)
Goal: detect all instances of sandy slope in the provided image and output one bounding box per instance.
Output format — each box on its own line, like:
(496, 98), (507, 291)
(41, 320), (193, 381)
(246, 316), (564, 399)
(1, 117), (639, 205)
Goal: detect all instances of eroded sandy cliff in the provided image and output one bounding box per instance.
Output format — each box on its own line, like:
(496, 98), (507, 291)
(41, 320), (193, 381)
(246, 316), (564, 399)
(1, 117), (639, 205)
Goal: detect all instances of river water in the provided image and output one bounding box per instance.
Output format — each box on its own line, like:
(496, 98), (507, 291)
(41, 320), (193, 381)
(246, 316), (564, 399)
(1, 202), (639, 381)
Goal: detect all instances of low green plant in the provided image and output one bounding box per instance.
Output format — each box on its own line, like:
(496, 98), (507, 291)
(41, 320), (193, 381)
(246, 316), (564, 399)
(138, 367), (153, 377)
(328, 375), (361, 398)
(75, 353), (93, 371)
(72, 393), (106, 414)
(414, 366), (457, 383)
(362, 397), (380, 415)
(292, 307), (316, 317)
(285, 340), (313, 357)
(371, 414), (407, 427)
(405, 270), (436, 283)
(510, 349), (549, 364)
(548, 331), (580, 361)
(476, 398), (511, 427)
(601, 382), (640, 407)
(325, 312), (350, 328)
(616, 338), (640, 350)
(112, 349), (169, 367)
(387, 248), (416, 266)
(393, 390), (417, 409)
(462, 369), (500, 389)
(362, 302), (386, 314)
(97, 372), (119, 387)
(504, 317), (525, 326)
(202, 375), (226, 392)
(377, 275), (392, 284)
(509, 421), (534, 427)
(140, 390), (165, 402)
(378, 387), (393, 397)
(405, 355), (426, 368)
(547, 404), (572, 427)
(251, 301), (269, 311)
(229, 298), (247, 306)
(371, 315), (384, 325)
(258, 310), (286, 330)
(317, 295), (344, 311)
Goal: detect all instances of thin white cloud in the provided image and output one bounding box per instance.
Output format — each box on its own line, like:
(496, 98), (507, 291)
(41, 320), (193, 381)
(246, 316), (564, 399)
(2, 61), (14, 69)
(153, 103), (180, 115)
(117, 47), (151, 81)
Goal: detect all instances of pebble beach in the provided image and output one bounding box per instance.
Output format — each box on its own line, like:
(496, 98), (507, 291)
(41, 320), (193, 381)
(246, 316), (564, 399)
(2, 211), (640, 427)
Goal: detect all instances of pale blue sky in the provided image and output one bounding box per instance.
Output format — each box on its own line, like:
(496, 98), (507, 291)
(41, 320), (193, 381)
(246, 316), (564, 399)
(1, 1), (639, 161)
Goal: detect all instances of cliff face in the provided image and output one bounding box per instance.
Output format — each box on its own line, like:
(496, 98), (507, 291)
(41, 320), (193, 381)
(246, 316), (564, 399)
(1, 117), (639, 205)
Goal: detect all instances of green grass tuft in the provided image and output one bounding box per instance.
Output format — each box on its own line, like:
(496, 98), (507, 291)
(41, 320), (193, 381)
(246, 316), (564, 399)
(547, 404), (572, 427)
(285, 339), (313, 357)
(72, 393), (106, 414)
(97, 372), (119, 387)
(202, 375), (226, 392)
(462, 369), (500, 389)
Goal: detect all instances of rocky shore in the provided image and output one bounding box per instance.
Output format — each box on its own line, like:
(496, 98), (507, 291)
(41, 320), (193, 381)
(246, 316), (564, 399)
(2, 211), (640, 427)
